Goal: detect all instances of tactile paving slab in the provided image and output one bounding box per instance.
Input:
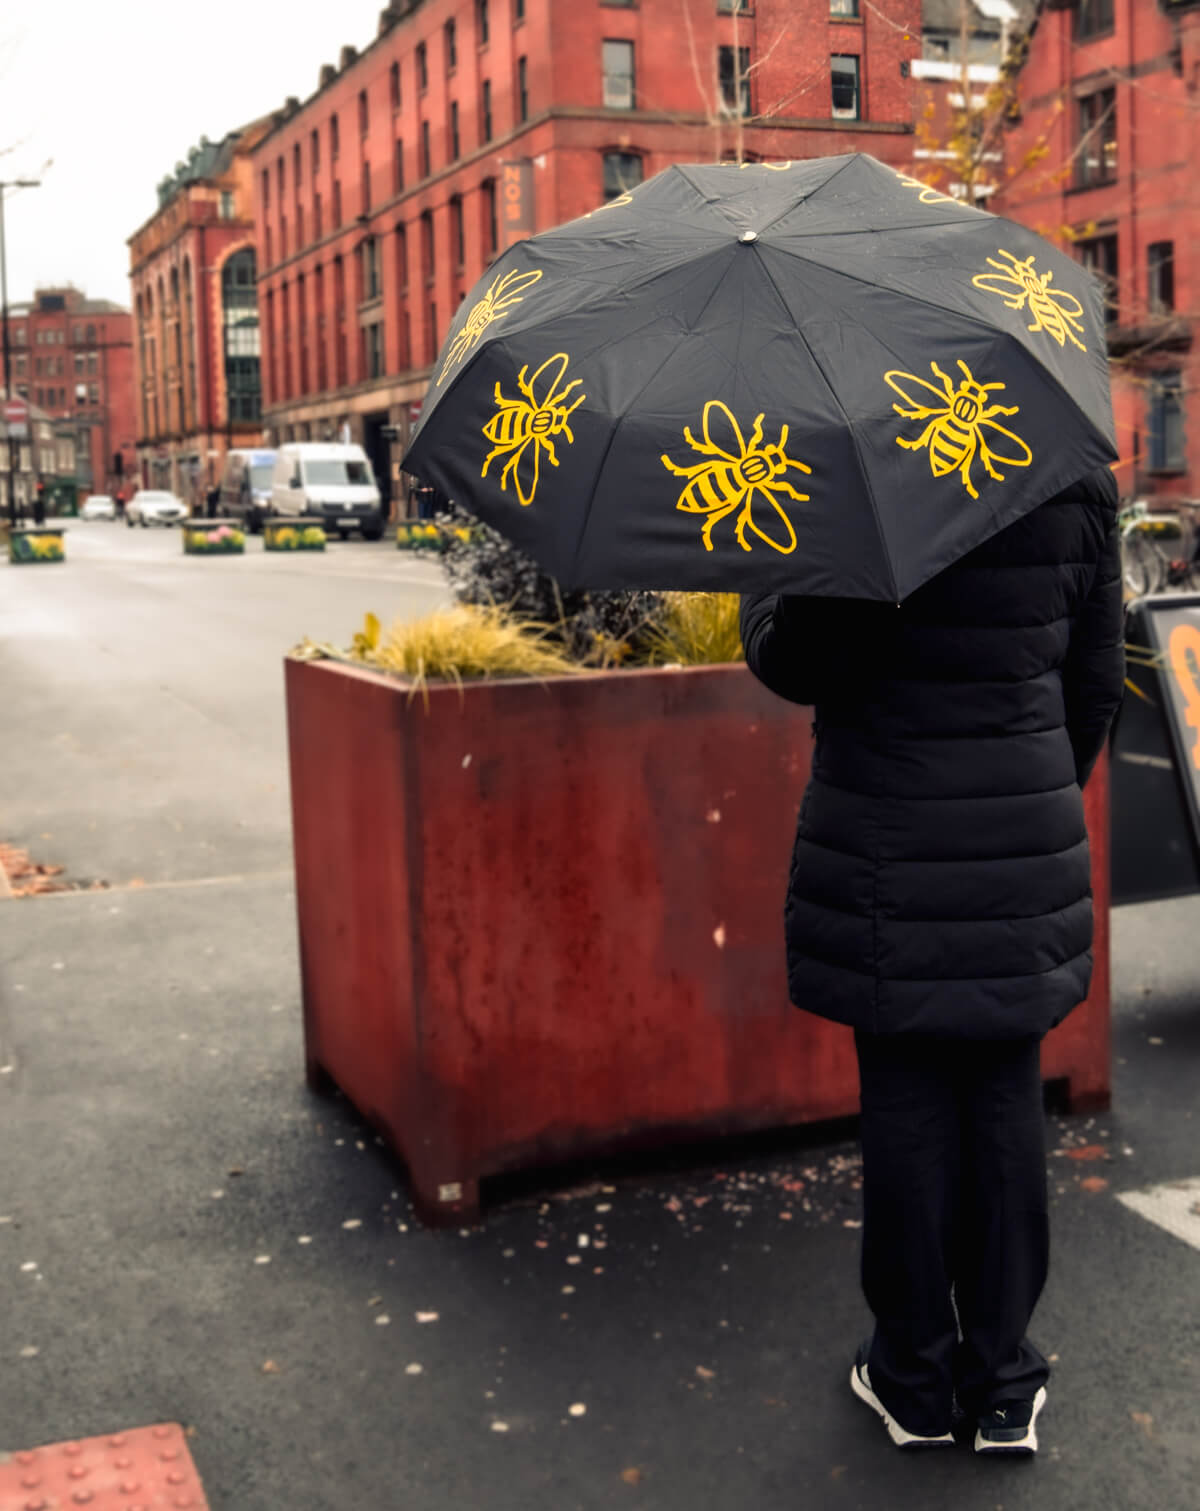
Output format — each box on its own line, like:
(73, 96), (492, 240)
(0, 1423), (209, 1510)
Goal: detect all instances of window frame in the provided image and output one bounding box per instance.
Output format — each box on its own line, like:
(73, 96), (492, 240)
(1147, 369), (1185, 472)
(718, 44), (752, 116)
(1147, 240), (1175, 315)
(1075, 87), (1117, 189)
(603, 150), (644, 200)
(602, 39), (635, 110)
(1076, 0), (1115, 41)
(831, 53), (861, 120)
(1077, 232), (1119, 325)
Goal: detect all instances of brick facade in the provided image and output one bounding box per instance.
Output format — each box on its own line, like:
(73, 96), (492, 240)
(3, 288), (136, 499)
(127, 120), (272, 503)
(996, 0), (1200, 505)
(253, 0), (921, 515)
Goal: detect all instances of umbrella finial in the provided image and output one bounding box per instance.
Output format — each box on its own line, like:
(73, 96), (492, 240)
(739, 230), (759, 244)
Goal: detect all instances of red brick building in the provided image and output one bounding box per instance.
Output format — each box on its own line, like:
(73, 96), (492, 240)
(128, 120), (272, 503)
(3, 287), (136, 499)
(997, 0), (1200, 505)
(253, 0), (922, 513)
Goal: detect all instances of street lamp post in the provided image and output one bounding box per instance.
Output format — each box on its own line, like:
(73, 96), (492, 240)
(1, 177), (43, 524)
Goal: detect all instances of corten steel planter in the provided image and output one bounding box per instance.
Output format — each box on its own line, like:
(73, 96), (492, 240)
(9, 525), (66, 563)
(286, 658), (1112, 1226)
(265, 518), (326, 551)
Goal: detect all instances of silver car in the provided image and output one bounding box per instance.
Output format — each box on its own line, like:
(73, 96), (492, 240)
(80, 494), (116, 520)
(127, 490), (189, 527)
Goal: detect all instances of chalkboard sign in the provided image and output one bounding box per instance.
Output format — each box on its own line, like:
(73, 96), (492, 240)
(1111, 593), (1200, 906)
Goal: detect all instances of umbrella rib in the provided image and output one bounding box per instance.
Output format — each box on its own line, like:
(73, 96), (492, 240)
(754, 251), (898, 602)
(566, 247), (747, 586)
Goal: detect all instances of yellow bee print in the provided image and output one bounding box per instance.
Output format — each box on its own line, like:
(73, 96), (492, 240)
(972, 249), (1087, 352)
(661, 400), (812, 554)
(737, 160), (794, 170)
(893, 171), (960, 207)
(439, 268), (543, 384)
(885, 359), (1033, 500)
(481, 352), (586, 508)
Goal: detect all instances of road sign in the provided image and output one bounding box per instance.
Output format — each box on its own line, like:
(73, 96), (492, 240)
(1111, 592), (1200, 904)
(3, 397), (29, 439)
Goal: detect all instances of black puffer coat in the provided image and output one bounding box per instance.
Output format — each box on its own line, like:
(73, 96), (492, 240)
(740, 468), (1125, 1040)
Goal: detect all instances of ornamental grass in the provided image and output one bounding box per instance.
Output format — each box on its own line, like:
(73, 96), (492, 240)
(641, 592), (745, 667)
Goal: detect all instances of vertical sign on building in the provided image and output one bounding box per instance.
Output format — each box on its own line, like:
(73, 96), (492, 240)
(500, 160), (535, 249)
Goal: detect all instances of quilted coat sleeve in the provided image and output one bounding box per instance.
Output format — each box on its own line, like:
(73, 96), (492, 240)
(739, 593), (843, 707)
(1062, 514), (1125, 787)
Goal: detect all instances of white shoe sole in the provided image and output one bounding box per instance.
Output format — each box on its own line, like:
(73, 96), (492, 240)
(850, 1362), (955, 1449)
(974, 1385), (1047, 1455)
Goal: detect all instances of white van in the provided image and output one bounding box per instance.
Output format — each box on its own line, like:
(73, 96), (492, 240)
(219, 448), (277, 533)
(270, 443), (384, 540)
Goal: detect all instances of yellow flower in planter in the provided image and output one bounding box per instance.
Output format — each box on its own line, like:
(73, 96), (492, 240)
(275, 527), (299, 548)
(300, 526), (325, 546)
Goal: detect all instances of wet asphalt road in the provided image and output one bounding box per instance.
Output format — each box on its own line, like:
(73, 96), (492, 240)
(0, 523), (1197, 1511)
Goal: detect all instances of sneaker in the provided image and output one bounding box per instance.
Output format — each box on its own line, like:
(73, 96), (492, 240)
(974, 1386), (1047, 1455)
(849, 1343), (955, 1449)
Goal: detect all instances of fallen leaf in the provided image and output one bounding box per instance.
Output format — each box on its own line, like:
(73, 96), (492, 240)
(261, 1360), (280, 1374)
(1080, 1176), (1109, 1193)
(416, 1311), (439, 1323)
(621, 1467), (643, 1485)
(1066, 1144), (1108, 1162)
(696, 1365), (716, 1380)
(1130, 1410), (1154, 1439)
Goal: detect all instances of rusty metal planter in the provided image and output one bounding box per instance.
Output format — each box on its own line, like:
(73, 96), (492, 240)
(286, 657), (1111, 1226)
(9, 525), (66, 563)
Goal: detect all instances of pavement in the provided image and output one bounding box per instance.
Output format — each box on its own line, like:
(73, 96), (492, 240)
(1, 522), (1198, 1510)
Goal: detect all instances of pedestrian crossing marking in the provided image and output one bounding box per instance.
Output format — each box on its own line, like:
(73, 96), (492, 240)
(1117, 1177), (1200, 1253)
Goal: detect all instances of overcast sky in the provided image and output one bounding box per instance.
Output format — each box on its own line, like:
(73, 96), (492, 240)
(1, 0), (389, 310)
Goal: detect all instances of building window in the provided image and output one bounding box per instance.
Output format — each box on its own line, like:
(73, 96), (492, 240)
(218, 189), (233, 219)
(421, 210), (435, 284)
(277, 155), (286, 198)
(717, 0), (752, 11)
(829, 0), (858, 14)
(1076, 88), (1117, 188)
(89, 383), (100, 403)
(265, 225), (273, 265)
(477, 0), (489, 45)
(1148, 241), (1175, 314)
(72, 323), (82, 343)
(281, 214), (289, 258)
(333, 179), (343, 226)
(417, 41), (428, 90)
(482, 178), (498, 255)
(450, 194), (465, 266)
(87, 351), (98, 374)
(396, 224), (409, 290)
(427, 303), (439, 365)
(311, 128), (320, 173)
(515, 0), (525, 18)
(1076, 0), (1114, 40)
(331, 113), (340, 160)
(603, 151), (643, 199)
(450, 101), (461, 160)
(362, 159), (372, 215)
(1078, 234), (1118, 324)
(73, 353), (84, 375)
(314, 192), (323, 238)
(365, 321), (385, 379)
(362, 236), (382, 301)
(719, 45), (751, 116)
(394, 138), (405, 193)
(222, 248), (261, 425)
(296, 202), (305, 247)
(421, 120), (431, 177)
(481, 79), (493, 141)
(603, 40), (634, 109)
(445, 18), (457, 71)
(1148, 371), (1184, 471)
(261, 169), (270, 209)
(390, 61), (401, 111)
(831, 54), (860, 119)
(518, 55), (529, 120)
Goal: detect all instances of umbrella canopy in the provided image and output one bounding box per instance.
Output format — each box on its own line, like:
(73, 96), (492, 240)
(402, 153), (1117, 601)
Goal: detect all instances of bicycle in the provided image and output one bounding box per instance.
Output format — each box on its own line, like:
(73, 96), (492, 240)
(1119, 499), (1200, 597)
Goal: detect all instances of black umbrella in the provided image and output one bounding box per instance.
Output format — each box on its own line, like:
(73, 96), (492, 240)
(402, 153), (1116, 601)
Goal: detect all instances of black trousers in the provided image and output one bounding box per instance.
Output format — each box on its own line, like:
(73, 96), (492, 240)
(854, 1030), (1051, 1436)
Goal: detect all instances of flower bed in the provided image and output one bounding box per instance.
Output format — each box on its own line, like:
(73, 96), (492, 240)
(9, 526), (66, 564)
(395, 520), (475, 551)
(265, 520), (326, 552)
(183, 522), (245, 555)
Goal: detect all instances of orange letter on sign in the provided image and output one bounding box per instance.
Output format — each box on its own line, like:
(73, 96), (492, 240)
(1169, 622), (1200, 770)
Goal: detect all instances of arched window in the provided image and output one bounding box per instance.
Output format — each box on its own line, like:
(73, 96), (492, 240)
(182, 257), (197, 427)
(221, 248), (261, 426)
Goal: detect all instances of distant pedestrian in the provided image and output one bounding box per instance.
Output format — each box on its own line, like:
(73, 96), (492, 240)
(740, 466), (1125, 1457)
(206, 484), (220, 520)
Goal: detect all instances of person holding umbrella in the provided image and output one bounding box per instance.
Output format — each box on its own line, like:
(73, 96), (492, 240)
(402, 153), (1124, 1456)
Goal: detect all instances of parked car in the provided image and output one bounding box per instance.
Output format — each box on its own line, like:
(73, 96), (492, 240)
(80, 494), (116, 521)
(219, 447), (277, 533)
(270, 443), (384, 540)
(127, 490), (189, 527)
